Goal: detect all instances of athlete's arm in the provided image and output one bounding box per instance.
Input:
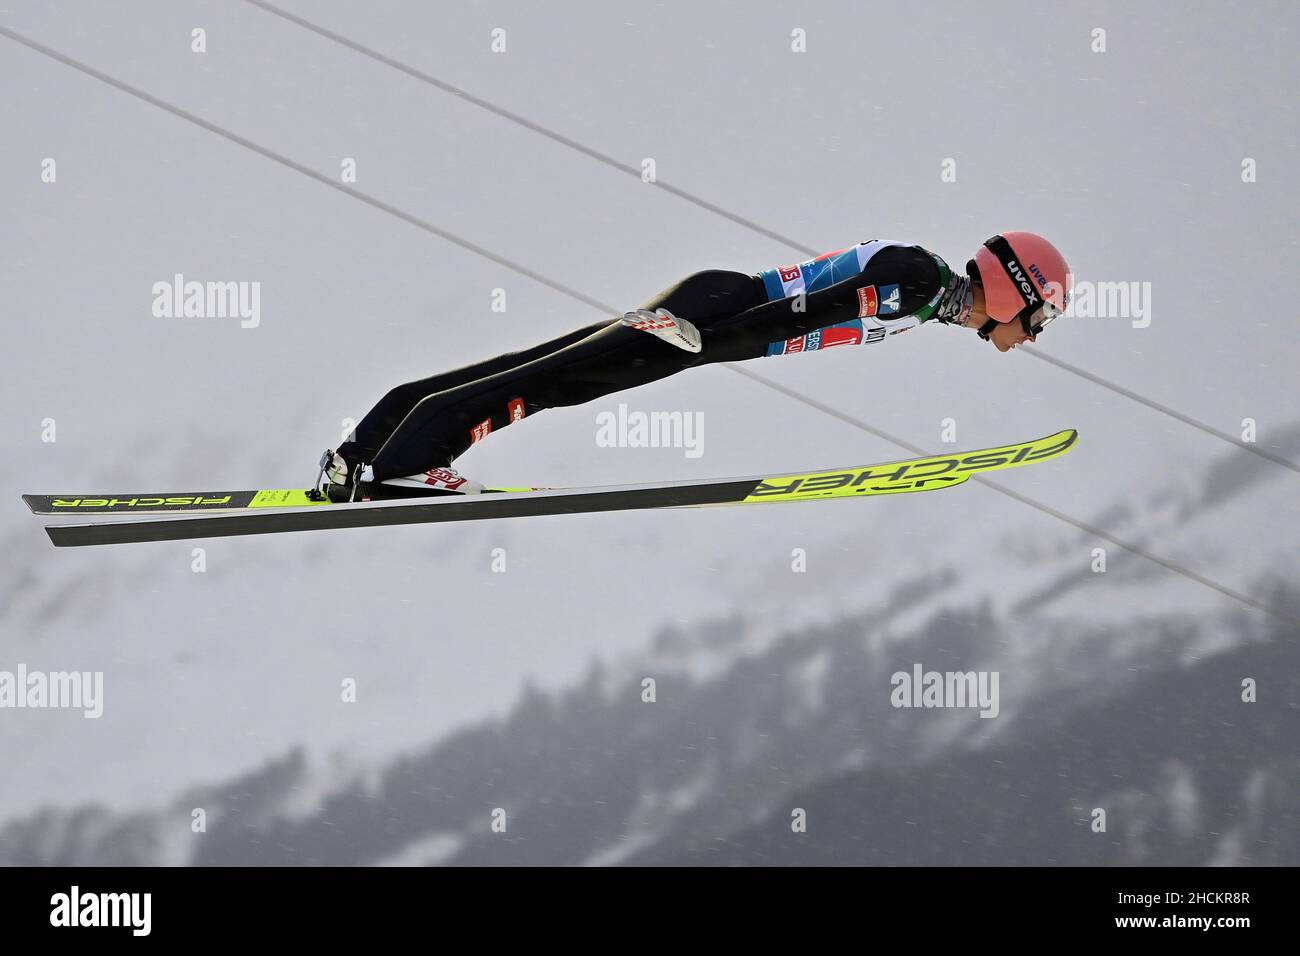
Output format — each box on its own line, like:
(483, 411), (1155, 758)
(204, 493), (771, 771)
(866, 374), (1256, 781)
(695, 241), (960, 362)
(784, 243), (954, 328)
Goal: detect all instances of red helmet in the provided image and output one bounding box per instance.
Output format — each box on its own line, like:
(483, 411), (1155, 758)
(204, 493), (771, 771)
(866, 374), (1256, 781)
(968, 232), (1071, 339)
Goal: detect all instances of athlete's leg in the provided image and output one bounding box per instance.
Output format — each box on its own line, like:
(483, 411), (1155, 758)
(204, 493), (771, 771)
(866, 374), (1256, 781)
(641, 269), (764, 318)
(338, 320), (609, 465)
(365, 271), (765, 480)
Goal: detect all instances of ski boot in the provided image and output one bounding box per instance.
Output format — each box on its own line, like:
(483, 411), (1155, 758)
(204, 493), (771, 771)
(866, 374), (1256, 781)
(369, 466), (485, 499)
(312, 450), (484, 503)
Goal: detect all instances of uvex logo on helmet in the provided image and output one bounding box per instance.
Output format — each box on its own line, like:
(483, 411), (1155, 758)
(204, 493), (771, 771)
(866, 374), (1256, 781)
(1003, 259), (1040, 306)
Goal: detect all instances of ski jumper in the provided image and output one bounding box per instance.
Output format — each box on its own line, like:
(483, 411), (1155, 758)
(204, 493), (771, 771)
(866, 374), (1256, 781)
(339, 241), (967, 481)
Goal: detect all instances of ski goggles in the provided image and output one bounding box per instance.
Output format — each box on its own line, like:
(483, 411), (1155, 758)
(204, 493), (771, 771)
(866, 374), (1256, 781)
(1023, 300), (1064, 337)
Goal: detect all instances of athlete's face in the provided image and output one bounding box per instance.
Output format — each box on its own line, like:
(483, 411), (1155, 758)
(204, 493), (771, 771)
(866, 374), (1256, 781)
(969, 284), (1036, 352)
(989, 320), (1036, 352)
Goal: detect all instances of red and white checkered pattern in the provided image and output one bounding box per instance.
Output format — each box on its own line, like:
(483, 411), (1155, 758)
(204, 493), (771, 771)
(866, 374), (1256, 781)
(620, 308), (702, 353)
(625, 314), (678, 332)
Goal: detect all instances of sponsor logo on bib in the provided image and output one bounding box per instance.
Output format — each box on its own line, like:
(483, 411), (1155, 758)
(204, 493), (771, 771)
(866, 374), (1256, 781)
(857, 285), (879, 318)
(878, 283), (901, 315)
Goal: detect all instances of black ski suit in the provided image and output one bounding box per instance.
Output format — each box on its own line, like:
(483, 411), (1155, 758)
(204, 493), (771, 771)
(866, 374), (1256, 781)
(339, 241), (962, 481)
